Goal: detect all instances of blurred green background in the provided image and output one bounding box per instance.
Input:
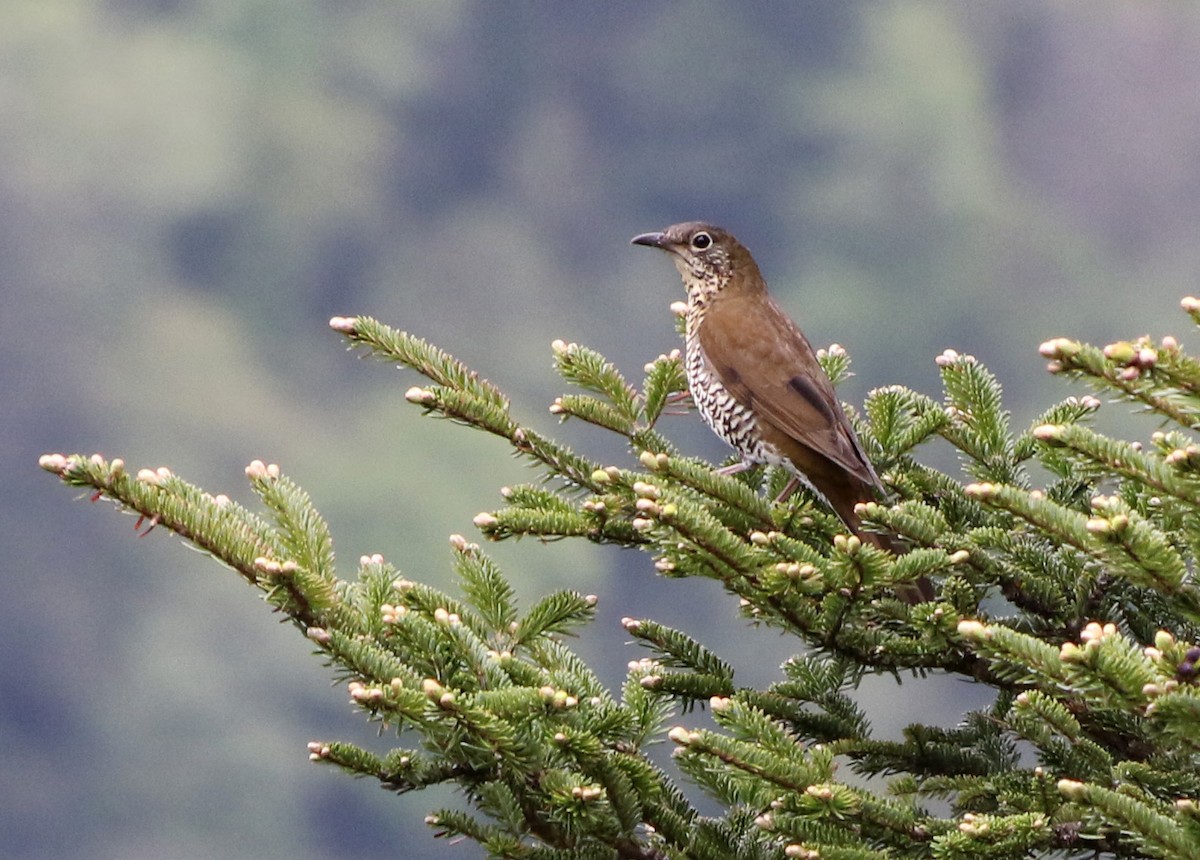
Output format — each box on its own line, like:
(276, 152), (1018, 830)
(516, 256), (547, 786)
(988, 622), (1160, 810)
(8, 2), (1200, 857)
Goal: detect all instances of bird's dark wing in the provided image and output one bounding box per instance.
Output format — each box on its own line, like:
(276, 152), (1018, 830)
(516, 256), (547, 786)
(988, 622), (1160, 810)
(697, 290), (882, 491)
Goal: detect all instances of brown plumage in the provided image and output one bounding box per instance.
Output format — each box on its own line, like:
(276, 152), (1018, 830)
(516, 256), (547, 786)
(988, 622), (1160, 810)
(632, 222), (933, 603)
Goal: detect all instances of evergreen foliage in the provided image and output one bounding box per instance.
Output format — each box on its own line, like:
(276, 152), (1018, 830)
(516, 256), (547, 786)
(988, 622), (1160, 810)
(40, 301), (1200, 858)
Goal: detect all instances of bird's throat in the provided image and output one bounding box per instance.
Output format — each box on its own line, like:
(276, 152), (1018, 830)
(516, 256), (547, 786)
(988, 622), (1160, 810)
(678, 271), (724, 332)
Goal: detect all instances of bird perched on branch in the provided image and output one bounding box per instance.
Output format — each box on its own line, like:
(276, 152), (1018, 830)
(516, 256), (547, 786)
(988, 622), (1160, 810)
(632, 222), (932, 604)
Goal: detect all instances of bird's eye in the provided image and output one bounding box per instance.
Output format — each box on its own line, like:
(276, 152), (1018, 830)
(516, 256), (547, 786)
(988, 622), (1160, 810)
(690, 232), (712, 251)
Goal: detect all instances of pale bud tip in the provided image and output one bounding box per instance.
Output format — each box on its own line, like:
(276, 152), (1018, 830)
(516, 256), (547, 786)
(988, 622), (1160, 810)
(328, 316), (357, 333)
(632, 481), (659, 499)
(244, 459), (272, 479)
(1032, 424), (1064, 442)
(1057, 778), (1086, 800)
(39, 453), (69, 473)
(957, 619), (988, 639)
(1038, 337), (1075, 358)
(963, 481), (996, 498)
(667, 726), (692, 745)
(935, 348), (961, 367)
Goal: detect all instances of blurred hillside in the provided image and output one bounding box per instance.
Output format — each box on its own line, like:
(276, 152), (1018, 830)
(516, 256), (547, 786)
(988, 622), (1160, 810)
(7, 3), (1200, 858)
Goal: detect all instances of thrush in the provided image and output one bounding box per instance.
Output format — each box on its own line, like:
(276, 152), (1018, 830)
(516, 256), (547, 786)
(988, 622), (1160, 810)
(632, 222), (933, 603)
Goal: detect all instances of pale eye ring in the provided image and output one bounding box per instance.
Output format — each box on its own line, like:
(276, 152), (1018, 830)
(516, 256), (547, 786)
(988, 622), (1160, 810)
(690, 231), (712, 251)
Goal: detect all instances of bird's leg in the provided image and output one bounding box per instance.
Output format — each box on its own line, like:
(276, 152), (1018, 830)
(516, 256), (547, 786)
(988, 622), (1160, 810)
(716, 461), (753, 477)
(658, 390), (695, 415)
(773, 475), (802, 503)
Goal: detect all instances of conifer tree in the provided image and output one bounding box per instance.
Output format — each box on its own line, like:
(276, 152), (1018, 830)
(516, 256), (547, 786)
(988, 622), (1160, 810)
(41, 300), (1200, 859)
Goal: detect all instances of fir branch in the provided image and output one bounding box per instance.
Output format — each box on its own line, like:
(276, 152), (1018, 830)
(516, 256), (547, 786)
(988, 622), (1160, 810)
(332, 315), (509, 411)
(956, 619), (1067, 688)
(476, 503), (622, 543)
(552, 393), (638, 436)
(323, 627), (419, 694)
(865, 384), (950, 459)
(46, 303), (1200, 860)
(970, 477), (1200, 616)
(451, 536), (519, 633)
(513, 427), (611, 492)
(635, 450), (775, 529)
(425, 807), (517, 852)
(247, 463), (356, 631)
(634, 487), (771, 579)
(552, 339), (643, 426)
(1040, 336), (1200, 428)
(40, 454), (350, 630)
(817, 343), (854, 386)
(336, 319), (616, 496)
(1155, 340), (1200, 398)
(475, 779), (530, 837)
(620, 617), (735, 682)
(1057, 778), (1197, 860)
(669, 723), (824, 800)
(513, 591), (599, 646)
(927, 810), (1055, 857)
(641, 349), (688, 427)
(936, 351), (1024, 487)
(406, 383), (519, 439)
(640, 672), (736, 706)
(249, 467), (336, 580)
(1015, 395), (1100, 465)
(1146, 688), (1200, 751)
(1034, 421), (1200, 507)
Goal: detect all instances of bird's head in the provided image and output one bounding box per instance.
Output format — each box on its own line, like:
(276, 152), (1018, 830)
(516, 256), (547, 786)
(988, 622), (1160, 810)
(631, 222), (760, 303)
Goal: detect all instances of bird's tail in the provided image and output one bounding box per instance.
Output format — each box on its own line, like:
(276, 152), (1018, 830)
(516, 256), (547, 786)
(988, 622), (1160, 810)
(785, 472), (936, 604)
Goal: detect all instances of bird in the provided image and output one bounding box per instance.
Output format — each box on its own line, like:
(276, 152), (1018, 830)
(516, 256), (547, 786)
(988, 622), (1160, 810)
(631, 222), (933, 603)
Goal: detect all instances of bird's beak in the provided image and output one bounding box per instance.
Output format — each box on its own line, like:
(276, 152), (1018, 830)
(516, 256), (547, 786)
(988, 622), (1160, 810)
(630, 231), (668, 249)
